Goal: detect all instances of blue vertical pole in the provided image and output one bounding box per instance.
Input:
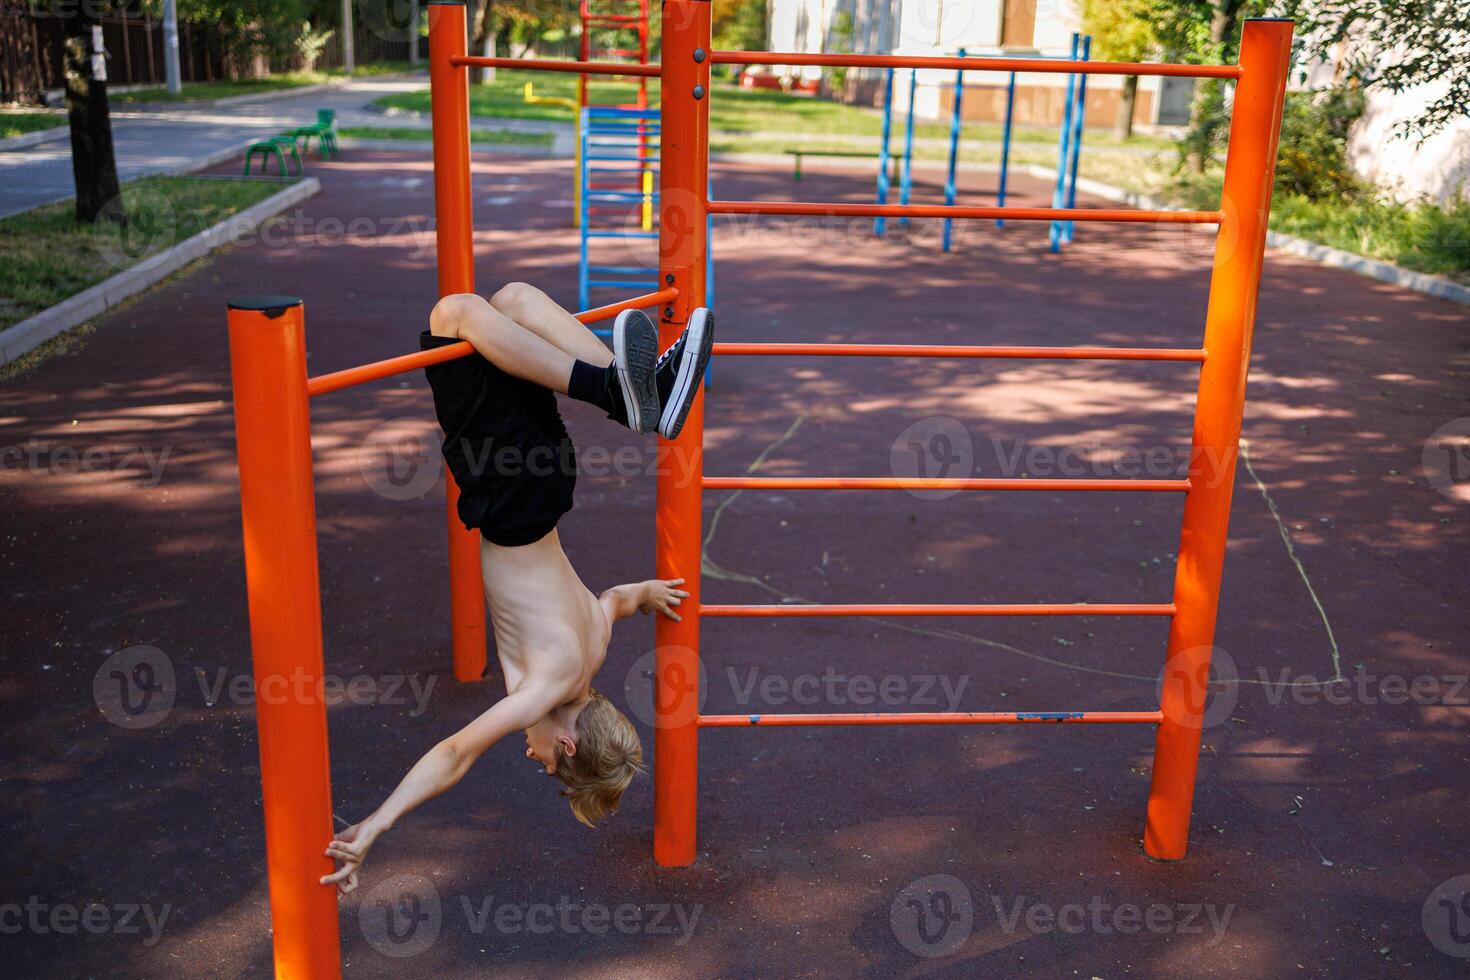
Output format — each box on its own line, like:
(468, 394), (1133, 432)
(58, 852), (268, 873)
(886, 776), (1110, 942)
(899, 67), (917, 225)
(875, 67), (894, 236)
(578, 107), (590, 309)
(1062, 35), (1091, 245)
(1049, 33), (1080, 254)
(995, 69), (1017, 227)
(942, 48), (966, 254)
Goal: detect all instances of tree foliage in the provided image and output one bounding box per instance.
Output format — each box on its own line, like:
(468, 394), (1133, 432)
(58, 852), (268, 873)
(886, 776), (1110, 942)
(1279, 0), (1470, 139)
(1080, 0), (1157, 62)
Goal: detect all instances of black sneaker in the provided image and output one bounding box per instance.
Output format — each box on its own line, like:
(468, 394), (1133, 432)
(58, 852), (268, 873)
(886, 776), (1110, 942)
(655, 307), (714, 440)
(612, 308), (660, 434)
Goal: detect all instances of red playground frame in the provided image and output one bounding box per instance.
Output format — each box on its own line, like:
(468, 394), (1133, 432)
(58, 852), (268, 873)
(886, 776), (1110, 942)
(224, 3), (1292, 974)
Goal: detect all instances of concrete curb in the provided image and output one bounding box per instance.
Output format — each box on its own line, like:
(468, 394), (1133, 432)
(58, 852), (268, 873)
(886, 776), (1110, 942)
(1018, 164), (1470, 308)
(0, 177), (321, 366)
(0, 125), (69, 152)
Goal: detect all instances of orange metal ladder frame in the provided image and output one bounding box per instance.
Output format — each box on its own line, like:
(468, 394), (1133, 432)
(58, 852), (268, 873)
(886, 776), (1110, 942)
(223, 3), (1293, 974)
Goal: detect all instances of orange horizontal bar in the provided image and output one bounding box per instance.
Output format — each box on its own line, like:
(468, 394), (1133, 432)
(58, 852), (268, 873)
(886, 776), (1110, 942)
(698, 710), (1166, 727)
(709, 50), (1241, 80)
(708, 199), (1221, 224)
(306, 288), (677, 397)
(450, 56), (661, 78)
(700, 603), (1176, 617)
(702, 476), (1191, 492)
(714, 342), (1207, 362)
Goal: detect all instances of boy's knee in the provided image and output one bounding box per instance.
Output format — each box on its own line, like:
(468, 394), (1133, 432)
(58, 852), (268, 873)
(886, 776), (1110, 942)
(488, 281), (542, 320)
(429, 293), (488, 338)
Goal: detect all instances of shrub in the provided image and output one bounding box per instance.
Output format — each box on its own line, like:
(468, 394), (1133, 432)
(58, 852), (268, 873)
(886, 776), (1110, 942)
(1273, 85), (1367, 199)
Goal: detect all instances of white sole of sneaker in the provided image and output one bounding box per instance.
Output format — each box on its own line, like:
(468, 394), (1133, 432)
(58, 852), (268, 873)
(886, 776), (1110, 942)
(614, 309), (659, 434)
(660, 307), (714, 439)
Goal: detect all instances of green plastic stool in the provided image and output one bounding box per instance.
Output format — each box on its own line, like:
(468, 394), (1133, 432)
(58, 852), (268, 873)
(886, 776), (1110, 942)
(244, 136), (305, 176)
(292, 109), (339, 160)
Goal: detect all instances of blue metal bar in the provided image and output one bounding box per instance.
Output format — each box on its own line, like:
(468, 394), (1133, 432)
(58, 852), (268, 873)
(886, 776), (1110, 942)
(586, 230), (659, 238)
(1062, 35), (1092, 245)
(578, 107), (591, 309)
(941, 47), (966, 253)
(1049, 33), (1081, 253)
(898, 67), (917, 225)
(995, 70), (1017, 227)
(875, 66), (895, 236)
(588, 265), (659, 275)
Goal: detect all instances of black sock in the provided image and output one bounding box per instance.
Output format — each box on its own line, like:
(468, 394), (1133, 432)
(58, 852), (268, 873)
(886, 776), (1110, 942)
(567, 359), (623, 419)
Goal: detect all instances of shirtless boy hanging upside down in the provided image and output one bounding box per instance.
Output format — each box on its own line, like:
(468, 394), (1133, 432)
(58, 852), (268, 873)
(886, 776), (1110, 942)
(321, 283), (714, 892)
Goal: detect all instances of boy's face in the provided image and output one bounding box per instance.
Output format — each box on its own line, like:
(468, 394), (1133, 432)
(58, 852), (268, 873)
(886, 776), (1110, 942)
(524, 717), (573, 774)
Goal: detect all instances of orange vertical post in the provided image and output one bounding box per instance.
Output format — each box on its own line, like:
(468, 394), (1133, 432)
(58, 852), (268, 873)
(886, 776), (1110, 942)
(653, 0), (710, 868)
(1145, 19), (1293, 860)
(429, 0), (488, 682)
(227, 296), (342, 979)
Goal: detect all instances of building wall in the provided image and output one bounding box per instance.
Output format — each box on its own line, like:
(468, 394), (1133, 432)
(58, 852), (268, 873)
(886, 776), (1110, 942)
(764, 0), (1177, 129)
(1348, 81), (1470, 204)
(1298, 31), (1469, 203)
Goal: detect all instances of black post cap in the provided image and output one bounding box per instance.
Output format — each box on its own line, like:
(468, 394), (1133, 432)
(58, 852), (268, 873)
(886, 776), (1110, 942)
(228, 295), (303, 319)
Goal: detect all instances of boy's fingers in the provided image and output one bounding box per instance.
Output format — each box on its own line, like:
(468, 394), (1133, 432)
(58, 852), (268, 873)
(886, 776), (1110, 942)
(667, 578), (685, 586)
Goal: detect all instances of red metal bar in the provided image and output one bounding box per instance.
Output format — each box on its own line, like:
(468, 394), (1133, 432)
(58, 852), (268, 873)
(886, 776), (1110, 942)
(714, 342), (1208, 362)
(226, 297), (341, 979)
(708, 199), (1222, 224)
(700, 603), (1176, 617)
(699, 711), (1166, 727)
(1145, 19), (1294, 862)
(653, 0), (710, 870)
(429, 1), (486, 684)
(305, 289), (677, 396)
(710, 50), (1241, 79)
(452, 55), (661, 77)
(703, 476), (1191, 492)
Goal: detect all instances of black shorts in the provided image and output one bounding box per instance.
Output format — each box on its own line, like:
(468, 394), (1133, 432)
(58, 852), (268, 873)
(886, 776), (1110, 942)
(421, 332), (577, 546)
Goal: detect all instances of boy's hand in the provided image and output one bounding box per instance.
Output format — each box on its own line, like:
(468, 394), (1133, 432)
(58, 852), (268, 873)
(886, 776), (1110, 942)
(639, 578), (688, 621)
(321, 820), (383, 894)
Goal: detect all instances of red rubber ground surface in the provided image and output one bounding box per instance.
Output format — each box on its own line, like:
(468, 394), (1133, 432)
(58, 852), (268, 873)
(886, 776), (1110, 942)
(2, 150), (1467, 978)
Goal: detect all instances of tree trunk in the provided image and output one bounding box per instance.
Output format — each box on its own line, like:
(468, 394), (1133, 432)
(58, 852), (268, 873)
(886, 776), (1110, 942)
(63, 8), (125, 226)
(1114, 75), (1138, 140)
(469, 0), (494, 85)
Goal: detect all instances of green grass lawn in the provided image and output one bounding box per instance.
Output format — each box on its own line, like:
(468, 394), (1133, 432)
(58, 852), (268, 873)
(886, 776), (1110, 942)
(112, 62), (418, 104)
(373, 74), (1173, 150)
(0, 176), (287, 330)
(0, 112), (66, 138)
(339, 126), (552, 147)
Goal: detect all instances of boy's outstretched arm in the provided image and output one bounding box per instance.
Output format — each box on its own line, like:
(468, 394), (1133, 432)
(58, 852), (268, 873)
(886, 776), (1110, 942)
(599, 578), (688, 623)
(320, 683), (563, 893)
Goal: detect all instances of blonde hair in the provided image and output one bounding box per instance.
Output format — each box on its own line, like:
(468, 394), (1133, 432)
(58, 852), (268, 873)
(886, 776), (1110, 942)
(554, 691), (643, 827)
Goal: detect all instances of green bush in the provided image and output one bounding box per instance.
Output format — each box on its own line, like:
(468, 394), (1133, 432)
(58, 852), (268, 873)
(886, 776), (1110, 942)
(1273, 85), (1366, 199)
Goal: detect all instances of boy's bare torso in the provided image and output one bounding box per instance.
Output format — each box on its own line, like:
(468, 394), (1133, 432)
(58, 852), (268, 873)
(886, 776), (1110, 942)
(480, 529), (609, 700)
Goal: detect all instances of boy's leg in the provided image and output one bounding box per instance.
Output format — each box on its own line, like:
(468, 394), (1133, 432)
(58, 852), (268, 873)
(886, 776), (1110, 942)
(489, 282), (613, 367)
(430, 293), (575, 393)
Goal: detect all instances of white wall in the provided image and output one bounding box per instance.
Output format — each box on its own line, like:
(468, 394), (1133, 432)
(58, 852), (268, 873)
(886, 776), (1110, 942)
(1348, 79), (1470, 204)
